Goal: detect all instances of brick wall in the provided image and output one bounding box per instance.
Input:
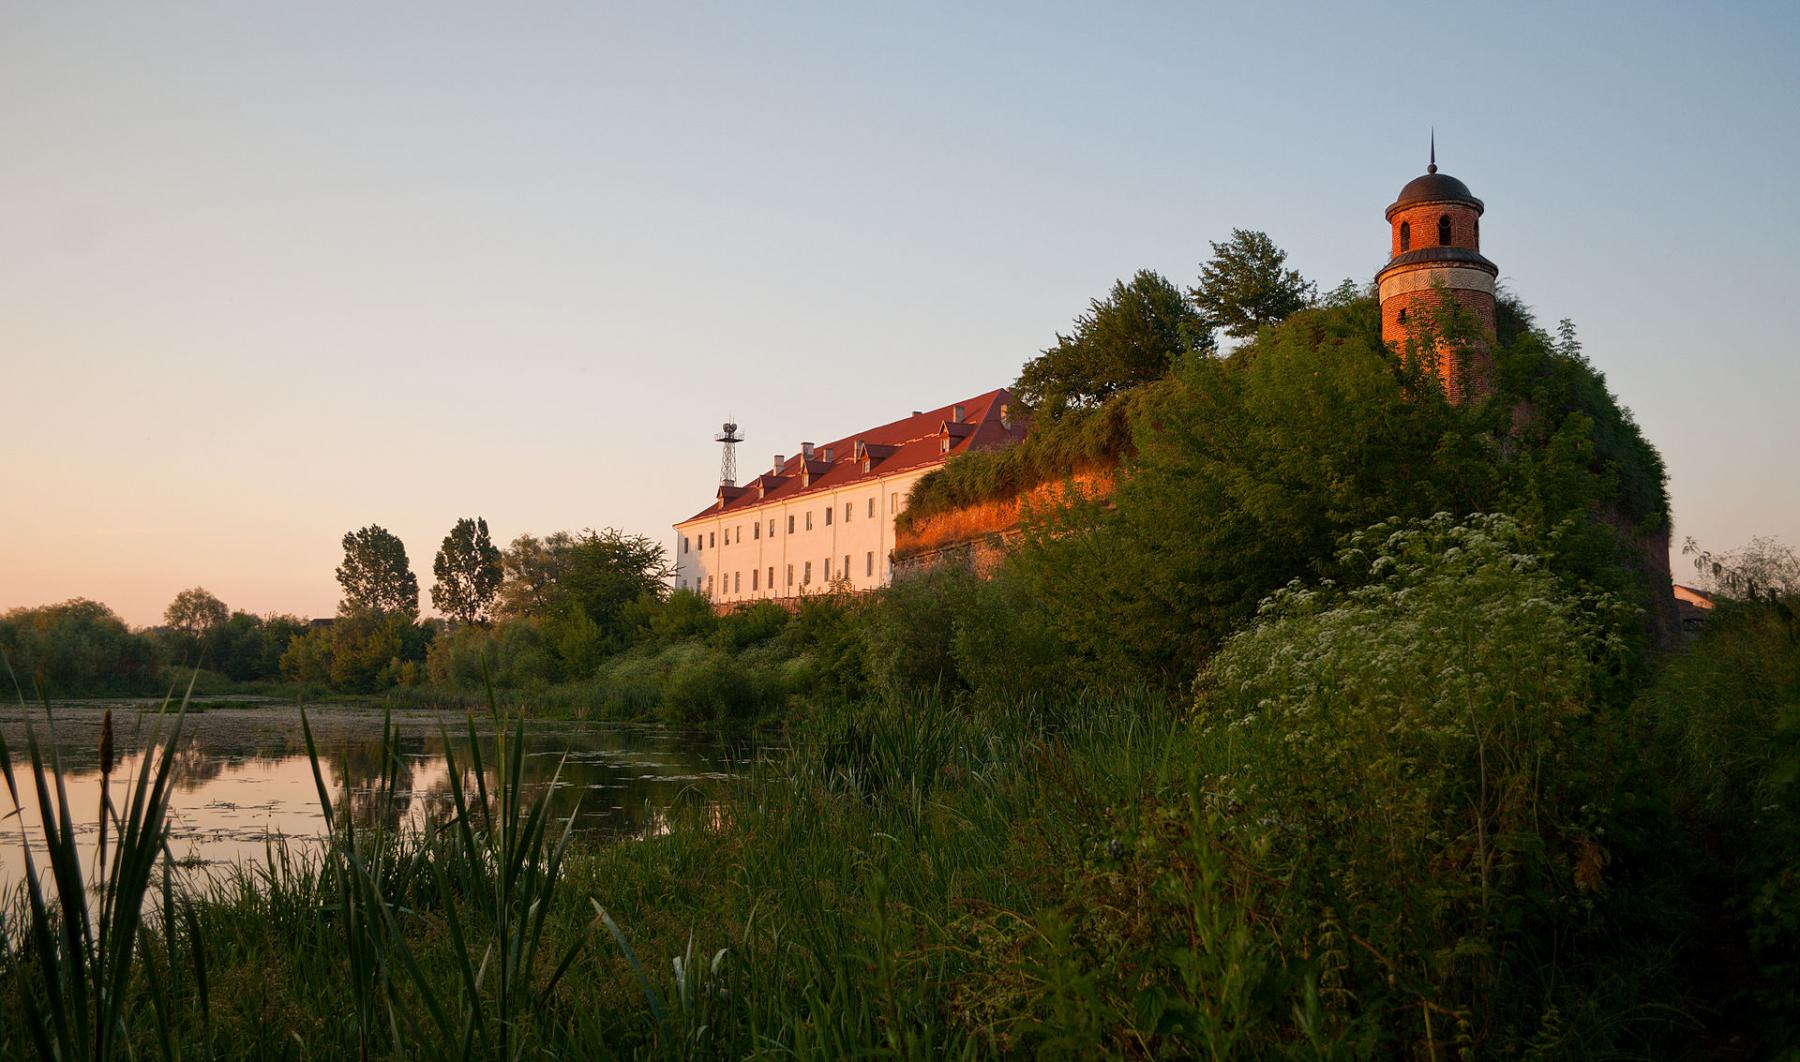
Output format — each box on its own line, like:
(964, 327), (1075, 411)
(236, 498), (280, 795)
(1381, 285), (1497, 402)
(1388, 202), (1481, 257)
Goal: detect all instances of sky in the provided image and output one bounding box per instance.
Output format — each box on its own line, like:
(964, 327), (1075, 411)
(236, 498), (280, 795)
(3, 2), (1797, 627)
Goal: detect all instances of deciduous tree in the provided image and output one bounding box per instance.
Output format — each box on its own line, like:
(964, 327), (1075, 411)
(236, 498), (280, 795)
(163, 586), (230, 662)
(431, 517), (504, 624)
(1014, 269), (1213, 417)
(1190, 229), (1315, 339)
(336, 524), (420, 619)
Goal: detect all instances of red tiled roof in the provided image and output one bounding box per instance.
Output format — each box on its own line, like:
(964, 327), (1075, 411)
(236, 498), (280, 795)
(677, 387), (1026, 525)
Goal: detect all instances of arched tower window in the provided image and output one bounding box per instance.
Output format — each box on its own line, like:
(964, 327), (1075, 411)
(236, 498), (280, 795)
(1438, 214), (1452, 246)
(1397, 308), (1408, 324)
(1473, 218), (1479, 247)
(1399, 221), (1411, 252)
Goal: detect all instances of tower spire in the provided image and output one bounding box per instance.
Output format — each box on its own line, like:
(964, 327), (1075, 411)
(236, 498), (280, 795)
(1428, 128), (1437, 174)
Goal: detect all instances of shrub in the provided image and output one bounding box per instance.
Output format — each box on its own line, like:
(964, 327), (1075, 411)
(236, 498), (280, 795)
(0, 599), (164, 695)
(1197, 513), (1630, 1049)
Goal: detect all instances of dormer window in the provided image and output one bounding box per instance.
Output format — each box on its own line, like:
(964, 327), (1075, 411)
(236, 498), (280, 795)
(1438, 214), (1452, 246)
(1399, 221), (1411, 252)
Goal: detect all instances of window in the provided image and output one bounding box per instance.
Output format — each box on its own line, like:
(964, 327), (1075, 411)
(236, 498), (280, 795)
(709, 532), (715, 548)
(1437, 214), (1452, 246)
(805, 512), (813, 531)
(706, 575), (713, 595)
(787, 563), (794, 587)
(866, 551), (874, 577)
(1397, 308), (1408, 324)
(803, 561), (812, 585)
(723, 528), (729, 546)
(825, 507), (832, 526)
(1473, 218), (1479, 246)
(824, 557), (831, 580)
(890, 492), (899, 513)
(734, 572), (741, 593)
(787, 515), (795, 534)
(867, 497), (875, 518)
(1399, 220), (1411, 252)
(753, 522), (760, 540)
(767, 566), (774, 589)
(769, 519), (776, 537)
(843, 554), (850, 581)
(752, 569), (759, 591)
(682, 536), (689, 553)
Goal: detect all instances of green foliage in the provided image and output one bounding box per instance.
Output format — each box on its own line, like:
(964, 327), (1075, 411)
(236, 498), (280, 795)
(1649, 554), (1800, 1045)
(495, 531), (575, 620)
(1198, 514), (1647, 1050)
(162, 587), (229, 662)
(900, 382), (1149, 530)
(0, 600), (164, 696)
(1013, 269), (1213, 417)
(335, 525), (420, 619)
(430, 516), (503, 625)
(1011, 295), (1672, 686)
(1189, 228), (1316, 339)
(279, 609), (429, 693)
(0, 696), (209, 1060)
(648, 588), (717, 643)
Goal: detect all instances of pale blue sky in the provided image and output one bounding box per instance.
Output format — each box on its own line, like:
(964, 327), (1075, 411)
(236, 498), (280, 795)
(4, 2), (1796, 625)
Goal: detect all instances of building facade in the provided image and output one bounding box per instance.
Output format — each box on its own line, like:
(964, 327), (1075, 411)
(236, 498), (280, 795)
(673, 388), (1025, 606)
(1375, 146), (1499, 403)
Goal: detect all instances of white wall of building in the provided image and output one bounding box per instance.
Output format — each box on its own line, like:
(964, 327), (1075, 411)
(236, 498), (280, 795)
(672, 469), (929, 605)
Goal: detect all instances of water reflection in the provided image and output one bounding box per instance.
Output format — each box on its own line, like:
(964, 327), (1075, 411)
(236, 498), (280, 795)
(0, 702), (741, 895)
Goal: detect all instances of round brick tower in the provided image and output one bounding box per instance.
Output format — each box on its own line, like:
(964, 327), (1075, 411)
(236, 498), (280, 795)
(1376, 143), (1499, 402)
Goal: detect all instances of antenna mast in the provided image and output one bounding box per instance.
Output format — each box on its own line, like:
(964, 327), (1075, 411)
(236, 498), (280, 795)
(715, 418), (743, 486)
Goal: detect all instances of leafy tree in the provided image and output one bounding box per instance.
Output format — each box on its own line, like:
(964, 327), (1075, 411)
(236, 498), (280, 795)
(1014, 269), (1213, 417)
(557, 529), (673, 645)
(335, 524), (420, 618)
(163, 587), (229, 661)
(0, 600), (163, 695)
(1189, 229), (1315, 339)
(431, 516), (504, 624)
(496, 531), (576, 620)
(1010, 294), (1669, 686)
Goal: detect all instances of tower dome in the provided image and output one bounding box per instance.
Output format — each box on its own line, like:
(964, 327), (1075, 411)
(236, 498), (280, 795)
(1375, 140), (1498, 403)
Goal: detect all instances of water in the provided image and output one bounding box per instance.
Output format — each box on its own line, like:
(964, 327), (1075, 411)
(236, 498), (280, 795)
(0, 700), (743, 897)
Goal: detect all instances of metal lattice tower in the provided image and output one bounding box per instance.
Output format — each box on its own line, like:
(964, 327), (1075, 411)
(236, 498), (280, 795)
(715, 419), (743, 486)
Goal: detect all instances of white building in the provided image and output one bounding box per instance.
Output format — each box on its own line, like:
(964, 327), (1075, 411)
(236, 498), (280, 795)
(673, 388), (1024, 605)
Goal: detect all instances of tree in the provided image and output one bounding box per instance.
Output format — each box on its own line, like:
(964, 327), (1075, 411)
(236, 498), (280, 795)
(496, 531), (577, 619)
(0, 599), (163, 695)
(431, 517), (504, 624)
(1190, 229), (1315, 339)
(555, 528), (673, 648)
(336, 524), (420, 618)
(1014, 269), (1213, 416)
(164, 587), (230, 662)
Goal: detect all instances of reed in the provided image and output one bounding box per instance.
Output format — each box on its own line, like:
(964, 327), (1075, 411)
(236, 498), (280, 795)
(0, 658), (207, 1060)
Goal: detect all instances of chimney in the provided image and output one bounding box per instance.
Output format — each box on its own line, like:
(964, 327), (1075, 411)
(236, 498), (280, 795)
(772, 453), (785, 473)
(952, 404), (966, 423)
(801, 441), (814, 460)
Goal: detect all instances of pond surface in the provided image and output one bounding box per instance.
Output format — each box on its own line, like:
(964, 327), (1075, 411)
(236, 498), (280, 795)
(0, 700), (743, 898)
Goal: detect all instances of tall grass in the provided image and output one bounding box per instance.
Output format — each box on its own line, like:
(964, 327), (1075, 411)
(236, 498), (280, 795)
(0, 661), (208, 1060)
(299, 680), (594, 1059)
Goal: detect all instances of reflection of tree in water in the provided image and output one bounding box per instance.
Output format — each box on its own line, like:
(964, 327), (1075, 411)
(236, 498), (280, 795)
(322, 732), (425, 832)
(406, 728), (731, 841)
